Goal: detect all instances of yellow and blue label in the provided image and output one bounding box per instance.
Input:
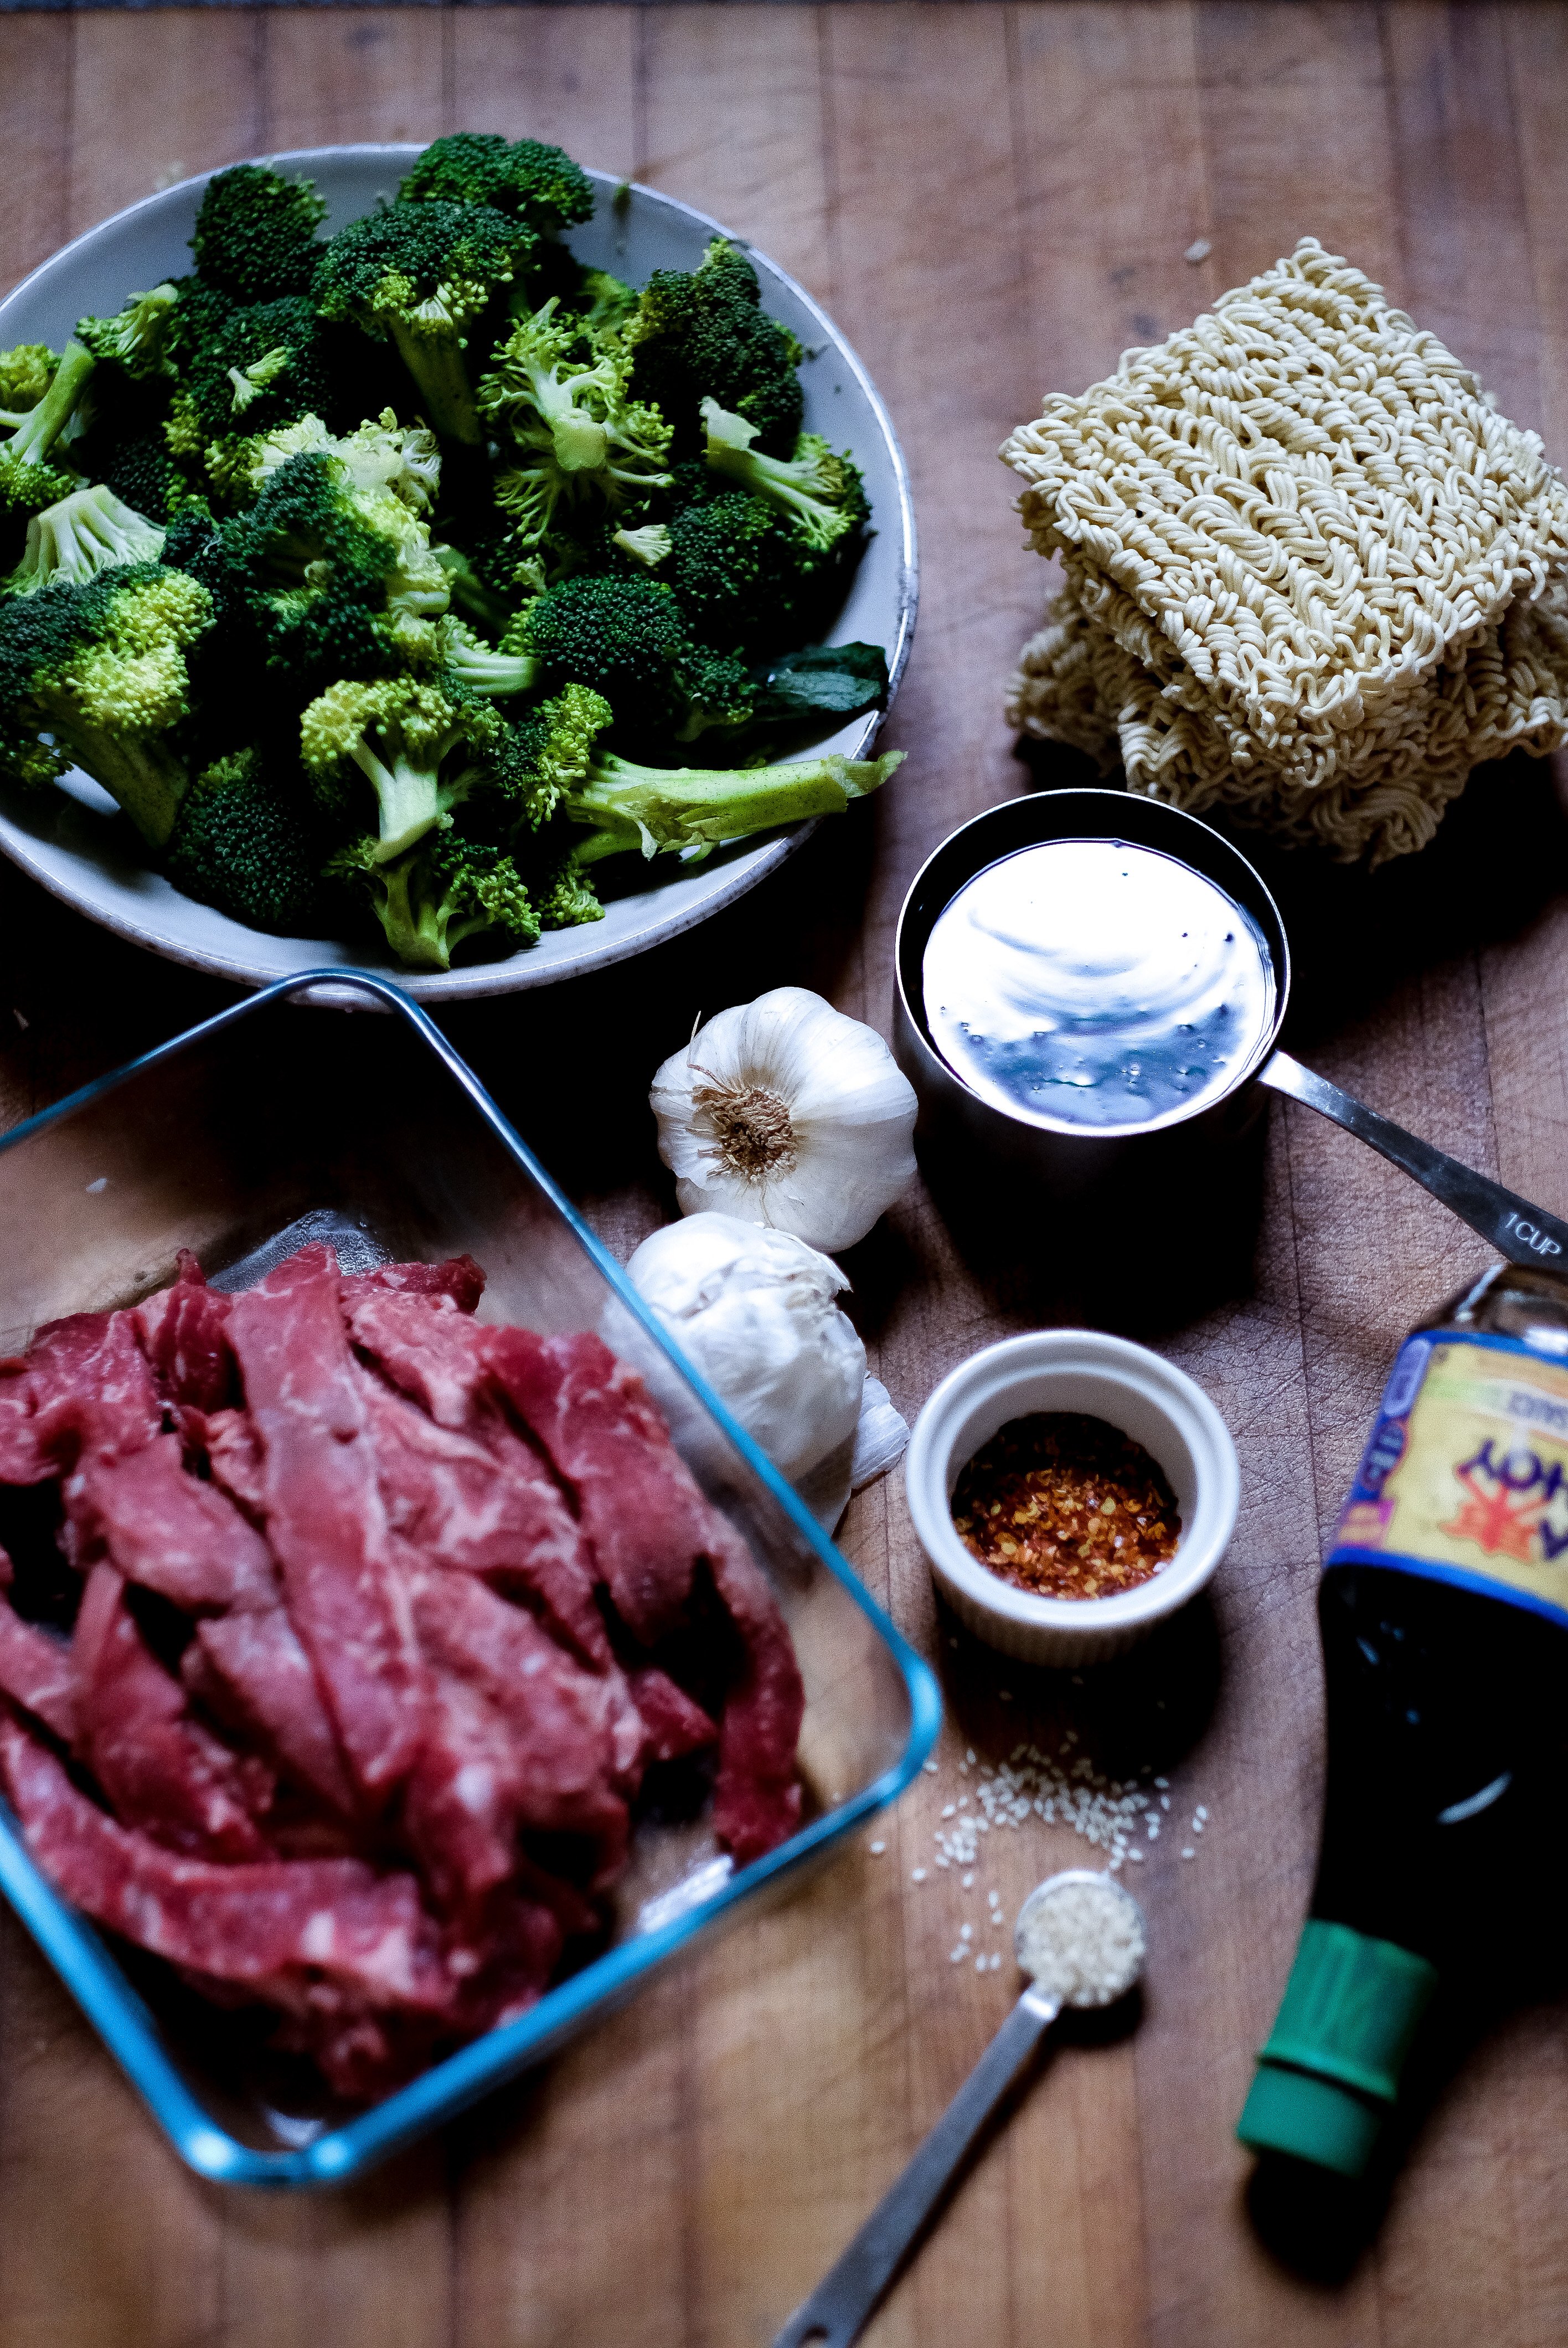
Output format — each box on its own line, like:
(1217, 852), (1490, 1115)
(1328, 1331), (1568, 1625)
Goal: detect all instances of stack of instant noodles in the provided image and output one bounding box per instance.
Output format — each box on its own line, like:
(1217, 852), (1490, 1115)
(1002, 239), (1568, 863)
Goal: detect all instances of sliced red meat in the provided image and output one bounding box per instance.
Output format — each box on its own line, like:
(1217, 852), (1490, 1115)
(341, 1255), (486, 1315)
(705, 1530), (806, 1865)
(226, 1246), (422, 1800)
(71, 1564), (270, 1861)
(0, 1360), (50, 1487)
(177, 1406), (267, 1520)
(408, 1571), (630, 1885)
(342, 1286), (499, 1433)
(441, 1884), (566, 2040)
(486, 1330), (803, 1864)
(402, 1668), (525, 1913)
(185, 1608), (356, 1817)
(627, 1666), (716, 1765)
(0, 1585), (76, 1742)
(352, 1359), (608, 1667)
(0, 1713), (446, 2015)
(66, 1433), (276, 1614)
(19, 1311), (161, 1472)
(134, 1255), (234, 1412)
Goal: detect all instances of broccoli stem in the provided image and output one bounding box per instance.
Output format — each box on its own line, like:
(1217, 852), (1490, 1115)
(3, 341), (96, 469)
(349, 737), (455, 862)
(59, 722), (189, 848)
(386, 325), (483, 447)
(565, 748), (902, 865)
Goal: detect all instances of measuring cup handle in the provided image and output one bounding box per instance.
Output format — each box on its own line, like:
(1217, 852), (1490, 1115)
(772, 1987), (1059, 2348)
(1259, 1051), (1568, 1269)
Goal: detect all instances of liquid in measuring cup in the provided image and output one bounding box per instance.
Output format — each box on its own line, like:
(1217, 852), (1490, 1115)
(921, 838), (1276, 1130)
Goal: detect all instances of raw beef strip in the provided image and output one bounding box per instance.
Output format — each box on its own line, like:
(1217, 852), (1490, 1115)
(340, 1255), (486, 1315)
(177, 1407), (267, 1520)
(66, 1433), (277, 1614)
(134, 1253), (234, 1412)
(226, 1247), (422, 1800)
(185, 1609), (356, 1817)
(705, 1531), (806, 1865)
(440, 1885), (565, 2039)
(352, 1359), (608, 1667)
(0, 1583), (76, 1742)
(0, 1714), (446, 2014)
(626, 1666), (716, 1765)
(486, 1331), (804, 1863)
(401, 1667), (528, 1913)
(0, 1360), (50, 1486)
(343, 1288), (503, 1434)
(408, 1571), (630, 1884)
(21, 1311), (161, 1471)
(71, 1564), (270, 1861)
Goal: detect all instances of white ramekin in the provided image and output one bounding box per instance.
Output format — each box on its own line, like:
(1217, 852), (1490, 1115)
(905, 1330), (1240, 1667)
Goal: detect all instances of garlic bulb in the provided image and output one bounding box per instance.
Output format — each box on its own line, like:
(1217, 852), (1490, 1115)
(650, 987), (918, 1253)
(625, 1213), (866, 1486)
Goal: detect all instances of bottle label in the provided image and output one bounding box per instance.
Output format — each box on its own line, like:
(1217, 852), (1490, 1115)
(1327, 1331), (1568, 1625)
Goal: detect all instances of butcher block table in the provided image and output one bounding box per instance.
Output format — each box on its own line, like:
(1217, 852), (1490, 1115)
(4, 5), (1568, 2342)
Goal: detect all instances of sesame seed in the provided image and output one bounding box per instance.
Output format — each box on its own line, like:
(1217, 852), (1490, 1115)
(961, 1871), (976, 1889)
(941, 1804), (956, 1819)
(975, 1956), (987, 1973)
(989, 1953), (1003, 1970)
(966, 1749), (977, 1765)
(911, 1868), (927, 1883)
(869, 1841), (885, 1856)
(1160, 1795), (1171, 1811)
(1147, 1823), (1160, 1839)
(950, 1947), (966, 1963)
(1154, 1777), (1168, 1789)
(1182, 1847), (1195, 1859)
(1127, 1849), (1146, 1862)
(961, 1923), (973, 1940)
(924, 1760), (938, 1775)
(1196, 1806), (1209, 1822)
(999, 1690), (1013, 1702)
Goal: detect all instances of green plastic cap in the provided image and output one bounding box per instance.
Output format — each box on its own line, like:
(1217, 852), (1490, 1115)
(1237, 1919), (1439, 2179)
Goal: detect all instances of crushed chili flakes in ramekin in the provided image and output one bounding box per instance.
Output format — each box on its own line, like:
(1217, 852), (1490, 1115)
(951, 1412), (1180, 1600)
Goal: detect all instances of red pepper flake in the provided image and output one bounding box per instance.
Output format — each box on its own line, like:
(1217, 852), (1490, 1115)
(951, 1413), (1180, 1600)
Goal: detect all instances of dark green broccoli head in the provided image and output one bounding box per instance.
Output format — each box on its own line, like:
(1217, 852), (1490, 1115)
(517, 571), (751, 742)
(164, 745), (331, 930)
(177, 294), (343, 450)
(456, 680), (611, 841)
(222, 448), (450, 686)
(328, 822), (539, 970)
(313, 203), (535, 445)
(97, 429), (211, 528)
(628, 239), (803, 458)
(660, 469), (812, 656)
(398, 136), (594, 238)
(0, 562), (212, 841)
(191, 165), (328, 305)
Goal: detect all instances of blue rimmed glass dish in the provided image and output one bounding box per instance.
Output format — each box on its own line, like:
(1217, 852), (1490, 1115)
(0, 974), (940, 2187)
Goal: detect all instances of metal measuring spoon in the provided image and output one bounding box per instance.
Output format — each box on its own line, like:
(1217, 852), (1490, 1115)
(773, 1868), (1147, 2348)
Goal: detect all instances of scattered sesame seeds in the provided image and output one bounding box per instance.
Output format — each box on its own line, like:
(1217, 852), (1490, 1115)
(960, 1924), (973, 1941)
(869, 1841), (886, 1856)
(941, 1804), (956, 1819)
(961, 1871), (976, 1890)
(1127, 1848), (1145, 1862)
(989, 1953), (1003, 1971)
(924, 1760), (939, 1775)
(966, 1749), (977, 1765)
(911, 1868), (927, 1883)
(1160, 1795), (1171, 1811)
(975, 1955), (987, 1974)
(1182, 1847), (1196, 1860)
(950, 1946), (966, 1963)
(1154, 1777), (1169, 1789)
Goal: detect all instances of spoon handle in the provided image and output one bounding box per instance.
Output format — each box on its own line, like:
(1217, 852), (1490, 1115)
(1259, 1051), (1568, 1270)
(772, 1987), (1060, 2348)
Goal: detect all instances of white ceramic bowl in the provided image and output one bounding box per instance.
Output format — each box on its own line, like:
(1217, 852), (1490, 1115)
(0, 147), (916, 1002)
(905, 1330), (1240, 1666)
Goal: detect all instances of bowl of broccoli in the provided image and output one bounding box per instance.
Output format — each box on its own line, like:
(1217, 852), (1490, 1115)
(0, 141), (915, 997)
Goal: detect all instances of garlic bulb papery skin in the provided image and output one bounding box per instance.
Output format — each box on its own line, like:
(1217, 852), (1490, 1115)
(650, 987), (919, 1253)
(625, 1213), (866, 1486)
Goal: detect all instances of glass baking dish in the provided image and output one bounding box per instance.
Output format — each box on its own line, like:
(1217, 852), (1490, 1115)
(0, 972), (940, 2187)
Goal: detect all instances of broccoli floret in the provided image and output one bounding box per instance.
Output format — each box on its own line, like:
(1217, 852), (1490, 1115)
(191, 164), (328, 305)
(661, 476), (812, 655)
(0, 561), (212, 842)
(329, 823), (539, 970)
(7, 485), (165, 595)
(0, 346), (60, 423)
(568, 270), (639, 344)
(93, 424), (205, 528)
(440, 615), (538, 701)
(398, 136), (594, 240)
(163, 744), (330, 929)
(313, 203), (535, 446)
(1, 339), (98, 476)
(561, 742), (904, 867)
(533, 847), (606, 930)
(495, 679), (611, 830)
(75, 284), (182, 380)
(225, 408), (442, 514)
(0, 452), (82, 567)
(627, 239), (803, 457)
(611, 522), (672, 569)
(223, 447), (451, 684)
(175, 295), (349, 489)
(513, 571), (752, 742)
(700, 399), (867, 554)
(299, 671), (506, 859)
(481, 298), (673, 558)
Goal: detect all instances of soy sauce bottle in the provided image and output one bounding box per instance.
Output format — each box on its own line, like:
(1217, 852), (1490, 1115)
(1238, 1261), (1568, 2179)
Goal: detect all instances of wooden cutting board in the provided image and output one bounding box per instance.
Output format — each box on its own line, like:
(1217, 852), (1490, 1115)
(3, 7), (1567, 2343)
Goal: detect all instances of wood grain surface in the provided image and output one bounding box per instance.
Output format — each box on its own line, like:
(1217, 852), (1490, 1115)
(3, 8), (1568, 2345)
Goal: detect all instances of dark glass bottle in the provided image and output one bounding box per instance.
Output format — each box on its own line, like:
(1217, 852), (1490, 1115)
(1239, 1262), (1568, 2177)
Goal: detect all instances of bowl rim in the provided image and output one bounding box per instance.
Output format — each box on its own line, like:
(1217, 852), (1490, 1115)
(905, 1327), (1240, 1631)
(0, 968), (942, 2187)
(0, 145), (919, 1001)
